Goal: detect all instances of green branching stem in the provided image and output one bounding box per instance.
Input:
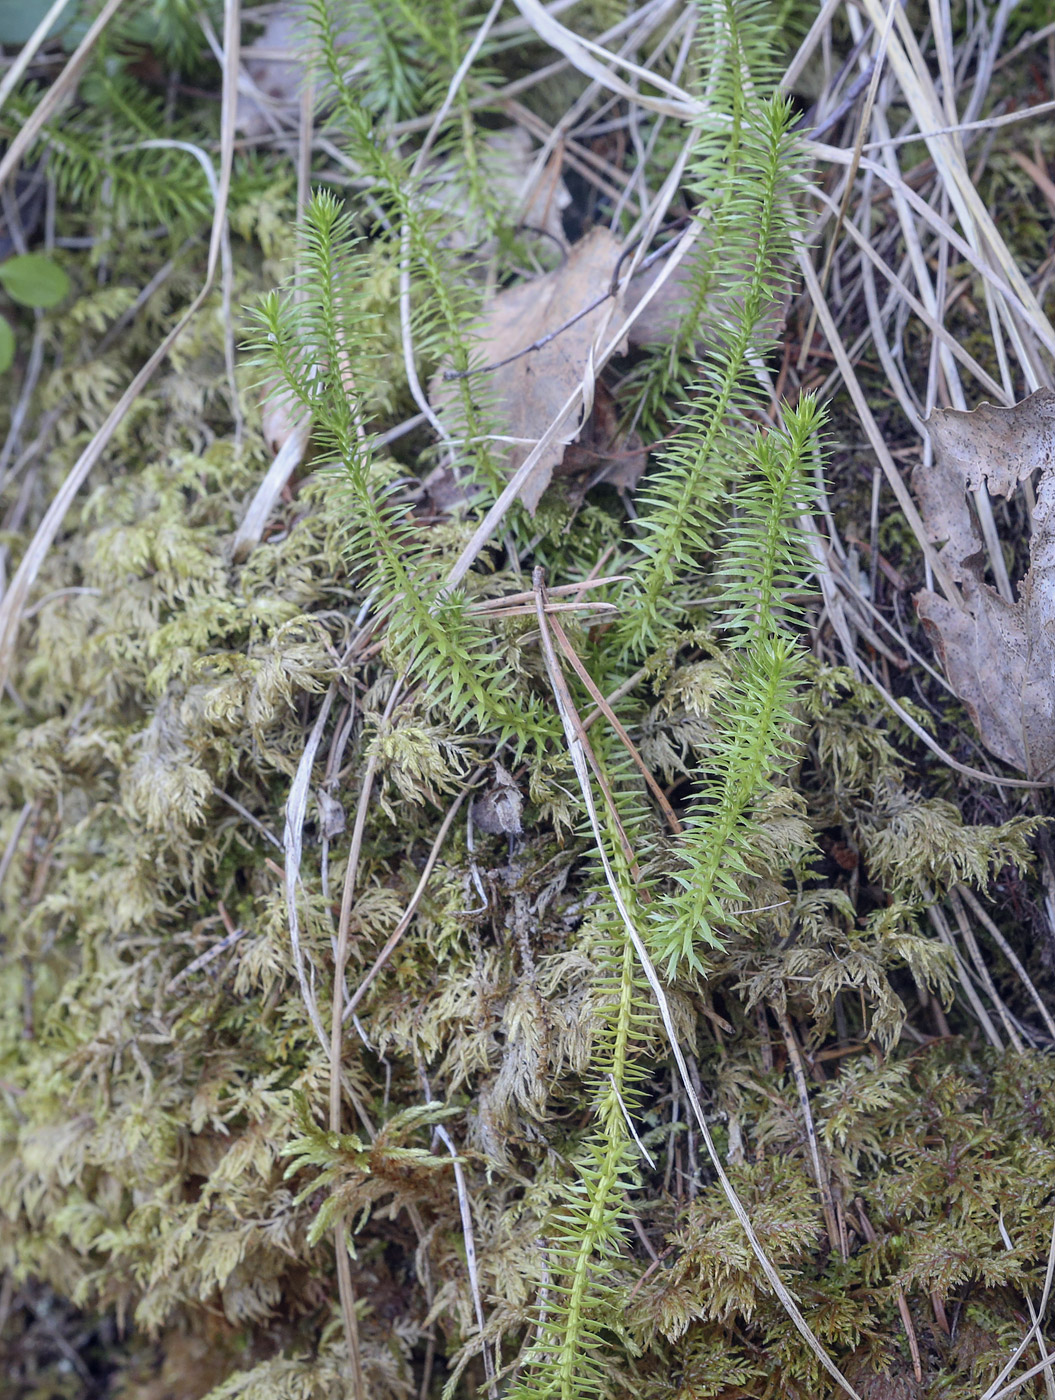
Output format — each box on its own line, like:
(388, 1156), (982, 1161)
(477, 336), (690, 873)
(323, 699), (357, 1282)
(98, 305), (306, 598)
(626, 92), (797, 655)
(653, 398), (823, 975)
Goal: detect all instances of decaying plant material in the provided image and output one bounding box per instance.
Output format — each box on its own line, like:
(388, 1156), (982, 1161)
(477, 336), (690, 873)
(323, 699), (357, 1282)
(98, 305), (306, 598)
(1, 3), (1055, 1400)
(430, 226), (628, 514)
(914, 391), (1055, 781)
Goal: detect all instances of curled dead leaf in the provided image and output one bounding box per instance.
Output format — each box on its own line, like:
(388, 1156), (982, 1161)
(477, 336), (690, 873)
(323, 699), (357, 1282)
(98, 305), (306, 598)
(472, 762), (523, 836)
(913, 389), (1055, 780)
(624, 238), (792, 352)
(429, 227), (627, 515)
(558, 381), (647, 494)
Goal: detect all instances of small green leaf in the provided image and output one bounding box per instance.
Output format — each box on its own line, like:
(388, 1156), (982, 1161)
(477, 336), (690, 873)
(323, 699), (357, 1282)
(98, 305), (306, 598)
(0, 253), (71, 309)
(0, 316), (13, 373)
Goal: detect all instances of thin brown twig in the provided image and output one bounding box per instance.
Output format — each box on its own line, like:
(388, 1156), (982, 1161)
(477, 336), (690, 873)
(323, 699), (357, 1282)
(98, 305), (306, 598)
(547, 612), (682, 833)
(467, 575), (629, 610)
(856, 1202), (922, 1381)
(776, 1009), (843, 1259)
(581, 665), (649, 731)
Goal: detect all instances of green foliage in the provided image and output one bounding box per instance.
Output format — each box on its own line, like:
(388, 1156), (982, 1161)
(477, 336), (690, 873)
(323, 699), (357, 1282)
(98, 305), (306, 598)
(2, 2), (219, 247)
(0, 252), (70, 376)
(623, 88), (803, 651)
(649, 400), (823, 976)
(253, 190), (552, 750)
(0, 253), (70, 308)
(1, 2), (1053, 1399)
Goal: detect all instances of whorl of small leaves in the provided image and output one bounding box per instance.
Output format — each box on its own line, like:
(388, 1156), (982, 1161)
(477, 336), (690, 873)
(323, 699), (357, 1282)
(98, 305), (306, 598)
(1, 2), (1053, 1399)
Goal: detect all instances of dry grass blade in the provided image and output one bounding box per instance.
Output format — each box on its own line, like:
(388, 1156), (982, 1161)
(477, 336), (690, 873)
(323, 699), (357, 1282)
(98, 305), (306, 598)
(855, 654), (1050, 789)
(776, 1009), (842, 1257)
(547, 611), (682, 833)
(804, 176), (1008, 402)
(512, 0), (695, 119)
(996, 1218), (1055, 1400)
(0, 0), (81, 117)
(983, 1216), (1055, 1400)
(284, 685), (337, 1054)
(432, 1121), (498, 1400)
(797, 0), (900, 370)
(442, 218), (703, 593)
(926, 901), (1004, 1050)
(797, 246), (962, 602)
(856, 0), (1055, 358)
(341, 768), (483, 1024)
(955, 885), (1055, 1042)
(329, 679), (402, 1395)
(947, 887), (1025, 1053)
(0, 0), (128, 187)
(806, 141), (1055, 360)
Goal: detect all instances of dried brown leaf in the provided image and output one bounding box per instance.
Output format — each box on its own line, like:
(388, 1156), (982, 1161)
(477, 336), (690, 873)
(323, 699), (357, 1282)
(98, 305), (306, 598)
(235, 10), (307, 138)
(913, 390), (1055, 780)
(624, 239), (791, 352)
(471, 762), (523, 837)
(432, 128), (571, 249)
(430, 227), (626, 515)
(559, 381), (648, 494)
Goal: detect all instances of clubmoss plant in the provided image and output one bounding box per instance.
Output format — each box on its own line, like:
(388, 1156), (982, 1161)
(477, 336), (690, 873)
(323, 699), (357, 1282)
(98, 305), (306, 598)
(0, 2), (1053, 1399)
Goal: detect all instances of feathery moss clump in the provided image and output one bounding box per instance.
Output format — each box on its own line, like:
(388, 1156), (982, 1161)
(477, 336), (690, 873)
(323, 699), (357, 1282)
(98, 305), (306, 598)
(2, 2), (1054, 1399)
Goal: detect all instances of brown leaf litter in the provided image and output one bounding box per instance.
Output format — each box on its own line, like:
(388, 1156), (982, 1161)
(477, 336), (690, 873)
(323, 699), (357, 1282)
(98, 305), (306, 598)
(429, 226), (628, 515)
(913, 389), (1055, 781)
(557, 381), (647, 496)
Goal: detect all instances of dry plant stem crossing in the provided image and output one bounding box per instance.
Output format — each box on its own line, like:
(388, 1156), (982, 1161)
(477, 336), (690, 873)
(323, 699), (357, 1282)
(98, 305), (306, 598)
(996, 1217), (1055, 1400)
(776, 1009), (843, 1258)
(797, 0), (901, 370)
(285, 685), (338, 1054)
(547, 612), (682, 833)
(442, 218), (703, 593)
(796, 247), (960, 603)
(340, 767), (486, 1024)
(431, 1117), (498, 1400)
(531, 568), (864, 1400)
(955, 886), (1055, 1042)
(926, 900), (1004, 1051)
(0, 0), (128, 180)
(329, 678), (402, 1398)
(855, 654), (1049, 790)
(947, 887), (1025, 1053)
(982, 1217), (1055, 1400)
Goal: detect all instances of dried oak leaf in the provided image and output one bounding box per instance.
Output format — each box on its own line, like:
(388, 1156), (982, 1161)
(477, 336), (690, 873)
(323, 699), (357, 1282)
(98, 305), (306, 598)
(913, 389), (1055, 780)
(429, 127), (571, 249)
(430, 227), (626, 515)
(235, 9), (309, 138)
